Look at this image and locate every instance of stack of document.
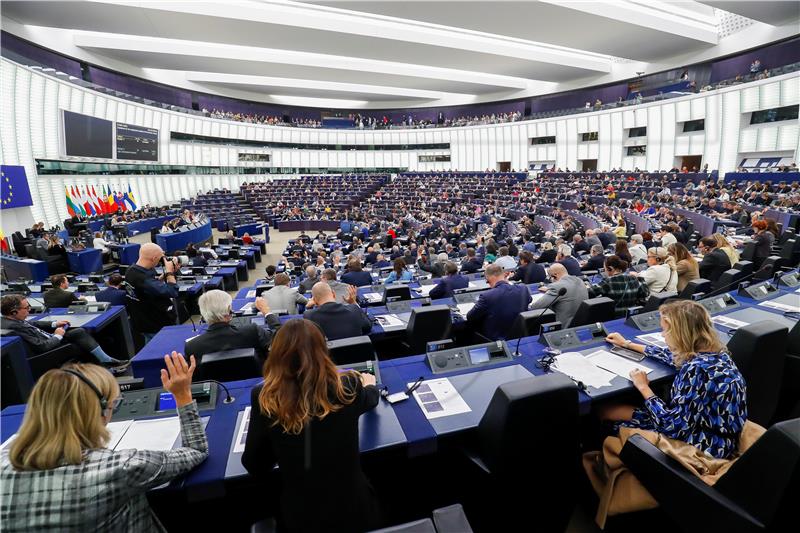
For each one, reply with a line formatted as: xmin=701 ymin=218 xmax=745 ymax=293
xmin=455 ymin=302 xmax=475 ymax=316
xmin=363 ymin=292 xmax=383 ymax=303
xmin=529 ymin=293 xmax=545 ymax=306
xmin=551 ymin=352 xmax=614 ymax=389
xmin=375 ymin=314 xmax=406 ymax=329
xmin=584 ymin=350 xmax=653 ymax=378
xmin=636 ymin=332 xmax=669 ymax=349
xmin=760 ymin=300 xmax=800 ymax=313
xmin=712 ymin=315 xmax=749 ymax=329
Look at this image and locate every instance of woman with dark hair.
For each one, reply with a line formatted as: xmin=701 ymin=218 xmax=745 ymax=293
xmin=588 ymin=255 xmax=650 ymax=313
xmin=384 ymin=257 xmax=412 ymax=284
xmin=641 ymin=231 xmax=655 ymax=249
xmin=764 ymin=218 xmax=780 ymax=239
xmin=613 ymin=239 xmax=632 ymax=264
xmin=242 ymin=319 xmax=381 ymax=532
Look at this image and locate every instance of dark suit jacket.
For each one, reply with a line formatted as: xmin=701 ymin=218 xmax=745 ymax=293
xmin=558 ymin=257 xmax=583 ymax=276
xmin=340 ymin=270 xmax=373 ymax=287
xmin=0 ymin=317 xmax=63 ymax=354
xmin=304 ymin=302 xmax=372 ymax=340
xmin=241 ymin=376 xmax=381 ymax=532
xmin=94 ymin=287 xmax=127 ymax=307
xmin=535 ymin=249 xmax=557 ymax=264
xmin=43 ymin=288 xmax=80 ymax=309
xmin=418 ymin=259 xmax=445 ymax=278
xmin=429 ymin=274 xmax=469 ymax=299
xmin=184 ymin=315 xmax=280 ymax=365
xmin=459 ymin=258 xmax=482 ymax=274
xmin=582 ymin=254 xmax=606 ymax=272
xmin=466 ymin=281 xmax=532 ymax=340
xmin=699 ymin=249 xmax=732 ymax=286
xmin=511 ymin=262 xmax=547 ymax=284
xmin=574 ymin=240 xmax=591 ymax=255
xmin=372 ymin=260 xmax=391 ymax=269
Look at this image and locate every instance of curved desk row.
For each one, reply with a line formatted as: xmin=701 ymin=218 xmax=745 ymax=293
xmin=156 ymin=222 xmax=213 ymax=253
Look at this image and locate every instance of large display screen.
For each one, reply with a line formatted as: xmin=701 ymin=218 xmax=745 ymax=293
xmin=116 ymin=122 xmax=159 ymax=161
xmin=63 ymin=110 xmax=113 ymax=158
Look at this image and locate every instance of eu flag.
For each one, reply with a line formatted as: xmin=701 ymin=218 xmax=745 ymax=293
xmin=0 ymin=166 xmax=34 ymax=210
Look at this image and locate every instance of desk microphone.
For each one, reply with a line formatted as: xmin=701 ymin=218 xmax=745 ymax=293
xmin=200 ymin=380 xmax=236 ymax=404
xmin=515 ymin=287 xmax=567 ymax=356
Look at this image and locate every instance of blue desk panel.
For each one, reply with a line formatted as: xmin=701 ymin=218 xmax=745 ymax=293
xmin=1 ymin=255 xmax=49 ymax=281
xmin=109 ymin=243 xmax=140 ymax=265
xmin=67 ymin=248 xmax=103 ymax=274
xmin=156 ymin=222 xmax=213 ymax=254
xmin=132 ymin=325 xmax=206 ymax=387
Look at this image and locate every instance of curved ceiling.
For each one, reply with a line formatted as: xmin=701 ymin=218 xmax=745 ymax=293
xmin=2 ymin=0 xmax=798 ymax=109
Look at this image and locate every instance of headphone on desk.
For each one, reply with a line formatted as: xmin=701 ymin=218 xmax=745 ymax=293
xmin=61 ymin=369 xmax=109 ymax=411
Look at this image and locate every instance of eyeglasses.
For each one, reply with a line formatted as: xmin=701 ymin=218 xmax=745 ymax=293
xmin=109 ymin=395 xmax=124 ymax=412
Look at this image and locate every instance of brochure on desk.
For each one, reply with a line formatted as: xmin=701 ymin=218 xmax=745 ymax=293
xmin=224 ymin=399 xmax=406 ymax=478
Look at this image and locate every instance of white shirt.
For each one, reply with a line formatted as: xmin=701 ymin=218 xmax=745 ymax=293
xmin=494 ymin=255 xmax=518 ymax=270
xmin=640 ymin=264 xmax=678 ymax=293
xmin=160 ymin=225 xmax=172 ymax=234
xmin=660 ymin=233 xmax=678 ymax=247
xmin=630 ymin=243 xmax=648 ymax=264
xmin=92 ymin=237 xmax=110 ymax=253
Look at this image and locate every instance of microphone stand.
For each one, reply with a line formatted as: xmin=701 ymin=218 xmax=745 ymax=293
xmin=514 ymin=287 xmax=567 ymax=356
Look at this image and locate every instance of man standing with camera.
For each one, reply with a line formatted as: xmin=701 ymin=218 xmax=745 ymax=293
xmin=125 ymin=243 xmax=180 ymax=343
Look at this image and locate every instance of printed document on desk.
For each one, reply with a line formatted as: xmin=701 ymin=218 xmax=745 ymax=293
xmin=760 ymin=300 xmax=800 ymax=313
xmin=712 ymin=315 xmax=750 ymax=329
xmin=232 ymin=406 xmax=251 ymax=454
xmin=363 ymin=292 xmax=383 ymax=303
xmin=551 ymin=352 xmax=614 ymax=389
xmin=585 ymin=350 xmax=653 ymax=379
xmin=411 ymin=378 xmax=471 ymax=420
xmin=636 ymin=332 xmax=669 ymax=350
xmin=456 ymin=302 xmax=475 ymax=316
xmin=375 ymin=314 xmax=406 ymax=329
xmin=116 ymin=417 xmax=181 ymax=451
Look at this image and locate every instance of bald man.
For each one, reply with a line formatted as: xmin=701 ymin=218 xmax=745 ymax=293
xmin=303 ymin=281 xmax=371 ymax=340
xmin=530 ymin=263 xmax=588 ymax=327
xmin=125 ymin=242 xmax=180 ymax=341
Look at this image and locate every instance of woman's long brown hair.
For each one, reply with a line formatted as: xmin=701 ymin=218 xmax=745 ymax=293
xmin=258 ymin=319 xmax=357 ymax=434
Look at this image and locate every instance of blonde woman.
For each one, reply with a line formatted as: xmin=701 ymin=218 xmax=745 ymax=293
xmin=633 ymin=246 xmax=677 ymax=293
xmin=667 ymin=242 xmax=699 ymax=291
xmin=1 ymin=353 xmax=207 ymax=531
xmin=601 ymin=300 xmax=747 ymax=459
xmin=712 ymin=233 xmax=740 ymax=266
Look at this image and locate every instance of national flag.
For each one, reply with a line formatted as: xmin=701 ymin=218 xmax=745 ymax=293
xmin=115 ymin=191 xmax=128 ymax=212
xmin=65 ymin=187 xmax=78 ymax=216
xmin=106 ymin=185 xmax=118 ymax=213
xmin=124 ymin=184 xmax=138 ymax=211
xmin=71 ymin=185 xmax=86 ymax=216
xmin=0 ymin=228 xmax=9 ymax=253
xmin=91 ymin=185 xmax=105 ymax=214
xmin=80 ymin=186 xmax=95 ymax=216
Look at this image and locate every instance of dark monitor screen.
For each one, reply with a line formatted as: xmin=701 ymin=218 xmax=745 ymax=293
xmin=468 ymin=346 xmax=490 ymax=364
xmin=63 ymin=110 xmax=113 ymax=158
xmin=116 ymin=122 xmax=159 ymax=161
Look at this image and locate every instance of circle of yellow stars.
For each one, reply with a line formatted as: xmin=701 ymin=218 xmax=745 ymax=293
xmin=1 ymin=171 xmax=13 ymax=206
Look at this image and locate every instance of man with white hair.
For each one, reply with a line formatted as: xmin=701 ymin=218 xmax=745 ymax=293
xmin=184 ymin=290 xmax=279 ymax=369
xmin=556 ymin=244 xmax=582 ymax=276
xmin=299 ymin=265 xmax=320 ymax=293
xmin=585 ymin=229 xmax=602 ymax=249
xmin=629 ymin=234 xmax=648 ymax=264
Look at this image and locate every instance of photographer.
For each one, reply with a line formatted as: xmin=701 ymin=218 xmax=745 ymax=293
xmin=124 ymin=243 xmax=180 ymax=343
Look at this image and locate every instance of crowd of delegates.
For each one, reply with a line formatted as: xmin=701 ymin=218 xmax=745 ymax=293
xmin=0 ymin=166 xmax=795 ymax=531
xmin=202 ymin=108 xmax=321 ymax=128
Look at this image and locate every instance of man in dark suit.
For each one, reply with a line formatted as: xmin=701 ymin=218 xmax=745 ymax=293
xmin=572 ymin=235 xmax=591 ymax=255
xmin=698 ymin=236 xmax=732 ymax=287
xmin=459 ymin=248 xmax=483 ymax=274
xmin=581 ymin=245 xmax=607 ymax=272
xmin=304 ymin=282 xmax=372 ymax=340
xmin=466 ymin=264 xmax=532 ymax=340
xmin=43 ymin=274 xmax=83 ymax=309
xmin=510 ymin=251 xmax=547 ymax=284
xmin=372 ymin=254 xmax=391 ymax=269
xmin=340 ymin=259 xmax=373 ymax=287
xmin=0 ymin=294 xmax=127 ymax=371
xmin=94 ymin=273 xmax=127 ymax=307
xmin=429 ymin=262 xmax=469 ymax=299
xmin=556 ymin=245 xmax=583 ymax=276
xmin=184 ymin=291 xmax=279 ymax=368
xmin=364 ymin=247 xmax=379 ymax=265
xmin=597 ymin=226 xmax=617 ymax=248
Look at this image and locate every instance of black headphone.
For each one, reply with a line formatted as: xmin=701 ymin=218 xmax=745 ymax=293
xmin=61 ymin=369 xmax=108 ymax=411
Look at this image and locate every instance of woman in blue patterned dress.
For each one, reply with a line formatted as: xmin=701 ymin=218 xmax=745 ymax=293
xmin=600 ymin=299 xmax=747 ymax=459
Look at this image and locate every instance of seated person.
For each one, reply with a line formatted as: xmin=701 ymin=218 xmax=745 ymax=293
xmin=511 ymin=251 xmax=547 ymax=283
xmin=418 ymin=252 xmax=447 ymax=278
xmin=556 ymin=245 xmax=582 ymax=276
xmin=384 ymin=258 xmax=413 ymax=284
xmin=429 ymin=261 xmax=469 ymax=299
xmin=633 ymin=246 xmax=678 ymax=293
xmin=0 ymin=294 xmax=127 ymax=371
xmin=535 ymin=242 xmax=557 ymax=264
xmin=581 ymin=245 xmax=607 ymax=272
xmin=263 ymin=273 xmax=308 ymax=315
xmin=263 ymin=265 xmax=277 ymax=283
xmin=466 ymin=264 xmax=532 ymax=340
xmin=0 ymin=355 xmax=208 ymax=530
xmin=531 ymin=263 xmax=588 ymax=327
xmin=340 ymin=259 xmax=373 ymax=287
xmin=599 ymin=300 xmax=746 ymax=459
xmin=372 ymin=253 xmax=391 ymax=269
xmin=92 ymin=232 xmax=111 ymax=263
xmin=241 ymin=232 xmax=254 ymax=245
xmin=242 ymin=319 xmax=380 ymax=532
xmin=185 ymin=291 xmax=279 ymax=367
xmin=697 ymin=236 xmax=732 ymax=287
xmin=186 ymin=244 xmax=208 ymax=267
xmin=303 ymin=282 xmax=371 ymax=340
xmin=493 ymin=246 xmax=517 ymax=270
xmin=43 ymin=274 xmax=83 ymax=309
xmin=588 ymin=255 xmax=650 ymax=314
xmin=299 ymin=265 xmax=320 ymax=293
xmin=319 ymin=268 xmax=349 ymax=303
xmin=94 ymin=274 xmax=127 ymax=307
xmin=459 ymin=248 xmax=483 ymax=274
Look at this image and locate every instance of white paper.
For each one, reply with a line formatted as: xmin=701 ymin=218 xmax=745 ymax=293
xmin=636 ymin=332 xmax=669 ymax=349
xmin=115 ymin=417 xmax=181 ymax=451
xmin=246 ymin=290 xmax=256 ymax=298
xmin=232 ymin=406 xmax=251 ymax=454
xmin=551 ymin=352 xmax=615 ymax=389
xmin=237 ymin=302 xmax=255 ymax=312
xmin=456 ymin=302 xmax=475 ymax=316
xmin=712 ymin=315 xmax=750 ymax=329
xmin=585 ymin=350 xmax=653 ymax=379
xmin=375 ymin=314 xmax=405 ymax=328
xmin=83 ymin=295 xmax=97 ymax=302
xmin=411 ymin=378 xmax=472 ymax=419
xmin=363 ymin=292 xmax=383 ymax=303
xmin=529 ymin=293 xmax=545 ymax=306
xmin=106 ymin=420 xmax=134 ymax=450
xmin=759 ymin=300 xmax=800 ymax=313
